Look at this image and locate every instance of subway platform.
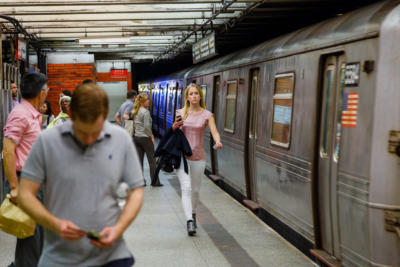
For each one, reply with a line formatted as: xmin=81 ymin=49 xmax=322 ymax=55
xmin=0 ymin=164 xmax=315 ymax=267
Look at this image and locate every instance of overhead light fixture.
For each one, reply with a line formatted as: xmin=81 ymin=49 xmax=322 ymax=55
xmin=78 ymin=37 xmax=131 ymax=45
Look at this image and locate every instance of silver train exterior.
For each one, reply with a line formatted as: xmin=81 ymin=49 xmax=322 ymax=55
xmin=143 ymin=1 xmax=400 ymax=266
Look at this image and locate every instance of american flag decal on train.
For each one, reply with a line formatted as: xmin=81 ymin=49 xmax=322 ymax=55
xmin=341 ymin=92 xmax=359 ymax=127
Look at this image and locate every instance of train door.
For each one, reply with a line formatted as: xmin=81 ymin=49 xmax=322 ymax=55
xmin=159 ymin=83 xmax=167 ymax=136
xmin=174 ymin=82 xmax=182 ymax=114
xmin=166 ymin=82 xmax=176 ymax=130
xmin=152 ymin=84 xmax=159 ymax=132
xmin=317 ymin=54 xmax=346 ymax=259
xmin=245 ymin=69 xmax=259 ymax=200
xmin=211 ymin=75 xmax=221 ymax=174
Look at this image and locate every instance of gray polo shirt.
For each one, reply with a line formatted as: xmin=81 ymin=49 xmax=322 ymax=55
xmin=21 ymin=120 xmax=144 ymax=267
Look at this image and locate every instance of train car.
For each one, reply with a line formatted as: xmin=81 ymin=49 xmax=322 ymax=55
xmin=148 ymin=1 xmax=400 ymax=266
xmin=157 ymin=81 xmax=168 ymax=136
xmin=151 ymin=82 xmax=160 ymax=133
xmin=149 ymin=69 xmax=192 ymax=136
xmin=165 ymin=80 xmax=176 ymax=130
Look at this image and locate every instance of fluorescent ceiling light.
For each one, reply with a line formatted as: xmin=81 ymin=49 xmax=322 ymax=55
xmin=78 ymin=37 xmax=131 ymax=45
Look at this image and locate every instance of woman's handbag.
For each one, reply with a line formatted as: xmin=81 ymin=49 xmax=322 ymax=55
xmin=0 ymin=194 xmax=36 ymax=238
xmin=124 ymin=119 xmax=135 ymax=136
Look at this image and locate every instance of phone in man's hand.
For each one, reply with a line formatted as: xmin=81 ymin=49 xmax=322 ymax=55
xmin=176 ymin=115 xmax=182 ymax=122
xmin=80 ymin=229 xmax=103 ymax=241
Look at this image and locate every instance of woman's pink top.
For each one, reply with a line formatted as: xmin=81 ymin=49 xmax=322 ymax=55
xmin=177 ymin=108 xmax=212 ymax=161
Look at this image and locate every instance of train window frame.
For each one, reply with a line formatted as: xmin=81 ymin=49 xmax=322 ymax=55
xmin=167 ymin=83 xmax=175 ymax=115
xmin=224 ymin=80 xmax=238 ymax=134
xmin=201 ymin=84 xmax=207 ymax=108
xmin=270 ymin=72 xmax=295 ymax=149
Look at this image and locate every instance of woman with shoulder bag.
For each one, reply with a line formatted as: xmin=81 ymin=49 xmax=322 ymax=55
xmin=130 ymin=93 xmax=162 ymax=187
xmin=172 ymin=83 xmax=222 ymax=236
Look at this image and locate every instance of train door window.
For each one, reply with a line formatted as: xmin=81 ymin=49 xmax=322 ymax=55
xmin=321 ymin=66 xmax=335 ymax=157
xmin=213 ymin=76 xmax=220 ymax=119
xmin=168 ymin=85 xmax=174 ymax=115
xmin=270 ymin=73 xmax=295 ymax=148
xmin=249 ymin=69 xmax=259 ymax=138
xmin=176 ymin=82 xmax=182 ymax=110
xmin=224 ymin=80 xmax=237 ymax=133
xmin=201 ymin=85 xmax=207 ymax=108
xmin=334 ymin=64 xmax=346 ymax=161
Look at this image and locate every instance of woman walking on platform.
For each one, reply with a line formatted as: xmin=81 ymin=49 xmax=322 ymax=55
xmin=172 ymin=83 xmax=222 ymax=236
xmin=131 ymin=93 xmax=162 ymax=186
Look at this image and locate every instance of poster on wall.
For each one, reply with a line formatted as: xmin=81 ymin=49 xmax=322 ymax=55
xmin=15 ymin=40 xmax=27 ymax=61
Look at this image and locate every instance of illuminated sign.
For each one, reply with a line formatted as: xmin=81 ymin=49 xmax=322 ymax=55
xmin=192 ymin=33 xmax=217 ymax=64
xmin=110 ymin=69 xmax=128 ymax=78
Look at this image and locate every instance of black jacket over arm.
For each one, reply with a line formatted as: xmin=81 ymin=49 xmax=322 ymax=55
xmin=153 ymin=128 xmax=192 ymax=182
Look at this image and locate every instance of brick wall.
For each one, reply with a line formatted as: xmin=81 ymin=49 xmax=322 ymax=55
xmin=47 ymin=63 xmax=95 ymax=115
xmin=96 ymin=72 xmax=132 ymax=90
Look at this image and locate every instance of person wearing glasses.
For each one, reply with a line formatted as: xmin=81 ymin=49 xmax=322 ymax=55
xmin=2 ymin=72 xmax=49 ymax=267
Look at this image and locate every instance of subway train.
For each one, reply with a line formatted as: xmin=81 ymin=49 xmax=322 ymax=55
xmin=139 ymin=1 xmax=400 ymax=266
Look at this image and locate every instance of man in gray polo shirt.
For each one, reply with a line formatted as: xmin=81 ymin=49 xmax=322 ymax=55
xmin=18 ymin=83 xmax=144 ymax=267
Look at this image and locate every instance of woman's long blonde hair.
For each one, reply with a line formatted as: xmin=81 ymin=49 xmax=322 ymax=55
xmin=182 ymin=83 xmax=205 ymax=119
xmin=132 ymin=93 xmax=148 ymax=117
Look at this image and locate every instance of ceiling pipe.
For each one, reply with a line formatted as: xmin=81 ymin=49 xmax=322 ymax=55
xmin=0 ymin=14 xmax=40 ymax=49
xmin=152 ymin=0 xmax=267 ymax=63
xmin=153 ymin=0 xmax=239 ymax=63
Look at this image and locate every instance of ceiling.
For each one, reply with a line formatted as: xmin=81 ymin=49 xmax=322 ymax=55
xmin=0 ymin=0 xmax=382 ymax=64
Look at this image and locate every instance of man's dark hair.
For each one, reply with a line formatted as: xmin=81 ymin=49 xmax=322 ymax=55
xmin=62 ymin=90 xmax=72 ymax=97
xmin=127 ymin=90 xmax=137 ymax=99
xmin=20 ymin=72 xmax=47 ymax=99
xmin=82 ymin=79 xmax=94 ymax=85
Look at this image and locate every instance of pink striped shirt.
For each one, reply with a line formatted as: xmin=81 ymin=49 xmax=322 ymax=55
xmin=3 ymin=99 xmax=42 ymax=171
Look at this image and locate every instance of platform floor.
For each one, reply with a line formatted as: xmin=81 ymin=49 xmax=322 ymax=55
xmin=1 ymin=163 xmax=315 ymax=267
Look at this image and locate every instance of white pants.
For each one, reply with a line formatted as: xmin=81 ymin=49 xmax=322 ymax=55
xmin=176 ymin=159 xmax=206 ymax=221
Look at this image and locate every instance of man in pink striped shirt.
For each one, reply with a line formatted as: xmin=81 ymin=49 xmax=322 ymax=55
xmin=2 ymin=72 xmax=48 ymax=267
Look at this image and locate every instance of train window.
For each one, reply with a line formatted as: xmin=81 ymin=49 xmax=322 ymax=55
xmin=334 ymin=64 xmax=346 ymax=161
xmin=271 ymin=73 xmax=295 ymax=148
xmin=201 ymin=85 xmax=207 ymax=108
xmin=321 ymin=67 xmax=334 ymax=156
xmin=224 ymin=81 xmax=237 ymax=133
xmin=168 ymin=85 xmax=174 ymax=115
